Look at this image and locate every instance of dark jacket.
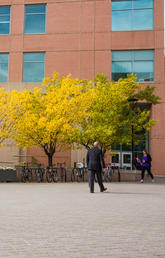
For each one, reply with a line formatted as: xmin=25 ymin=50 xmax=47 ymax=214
xmin=147 ymin=153 xmax=152 ymax=168
xmin=86 ymin=147 xmax=105 ymax=171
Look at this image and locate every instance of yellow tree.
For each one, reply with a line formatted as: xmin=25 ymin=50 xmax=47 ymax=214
xmin=0 ymin=89 xmax=13 ymax=146
xmin=4 ymin=72 xmax=93 ymax=166
xmin=71 ymin=74 xmax=160 ymax=154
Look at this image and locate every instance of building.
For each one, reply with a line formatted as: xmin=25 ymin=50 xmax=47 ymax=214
xmin=0 ymin=0 xmax=164 ymax=176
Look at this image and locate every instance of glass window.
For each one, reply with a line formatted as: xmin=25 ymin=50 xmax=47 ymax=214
xmin=133 ymin=61 xmax=154 ymax=81
xmin=112 ymin=61 xmax=132 ymax=81
xmin=112 ymin=0 xmax=132 ymax=10
xmin=133 ymin=0 xmax=153 ymax=9
xmin=111 ymin=10 xmax=132 ymax=31
xmin=24 ymin=4 xmax=46 ymax=34
xmin=123 ymin=154 xmax=131 ymax=164
xmin=133 ymin=9 xmax=153 ymax=30
xmin=111 ymin=50 xmax=154 ymax=82
xmin=0 ymin=6 xmax=10 ymax=35
xmin=112 ymin=154 xmax=119 ymax=163
xmin=134 ymin=50 xmax=154 ymax=60
xmin=23 ymin=53 xmax=45 ymax=82
xmin=111 ymin=0 xmax=153 ymax=31
xmin=0 ymin=53 xmax=9 ymax=82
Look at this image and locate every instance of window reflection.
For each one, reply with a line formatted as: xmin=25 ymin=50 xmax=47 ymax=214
xmin=0 ymin=54 xmax=9 ymax=82
xmin=112 ymin=0 xmax=132 ymax=10
xmin=111 ymin=50 xmax=154 ymax=82
xmin=111 ymin=0 xmax=153 ymax=31
xmin=133 ymin=0 xmax=153 ymax=9
xmin=112 ymin=10 xmax=132 ymax=31
xmin=24 ymin=4 xmax=46 ymax=34
xmin=133 ymin=9 xmax=153 ymax=30
xmin=23 ymin=53 xmax=45 ymax=82
xmin=0 ymin=6 xmax=10 ymax=35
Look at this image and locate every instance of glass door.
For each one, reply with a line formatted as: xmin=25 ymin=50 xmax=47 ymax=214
xmin=122 ymin=152 xmax=132 ymax=169
xmin=111 ymin=152 xmax=120 ymax=168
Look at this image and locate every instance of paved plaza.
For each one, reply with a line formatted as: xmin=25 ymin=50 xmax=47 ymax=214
xmin=0 ymin=182 xmax=165 ymax=258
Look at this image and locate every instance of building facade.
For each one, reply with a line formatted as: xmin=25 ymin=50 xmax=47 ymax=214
xmin=0 ymin=0 xmax=164 ymax=176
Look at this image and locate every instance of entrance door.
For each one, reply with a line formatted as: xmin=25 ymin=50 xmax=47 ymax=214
xmin=111 ymin=152 xmax=120 ymax=167
xmin=122 ymin=152 xmax=132 ymax=169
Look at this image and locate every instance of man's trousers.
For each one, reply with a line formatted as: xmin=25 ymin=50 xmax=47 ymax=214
xmin=88 ymin=169 xmax=104 ymax=192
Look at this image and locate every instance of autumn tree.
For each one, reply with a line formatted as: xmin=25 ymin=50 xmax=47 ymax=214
xmin=4 ymin=72 xmax=93 ymax=166
xmin=71 ymin=74 xmax=160 ymax=154
xmin=0 ymin=89 xmax=13 ymax=146
xmin=1 ymin=72 xmax=160 ymax=165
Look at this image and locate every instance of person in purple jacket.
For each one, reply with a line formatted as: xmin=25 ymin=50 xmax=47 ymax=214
xmin=141 ymin=150 xmax=154 ymax=183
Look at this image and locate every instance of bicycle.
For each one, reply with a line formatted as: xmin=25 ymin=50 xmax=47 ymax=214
xmin=57 ymin=166 xmax=67 ymax=182
xmin=103 ymin=164 xmax=113 ymax=182
xmin=71 ymin=162 xmax=86 ymax=182
xmin=46 ymin=166 xmax=58 ymax=183
xmin=34 ymin=165 xmax=44 ymax=183
xmin=21 ymin=166 xmax=33 ymax=183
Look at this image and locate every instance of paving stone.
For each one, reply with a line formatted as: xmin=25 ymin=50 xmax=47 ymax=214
xmin=0 ymin=182 xmax=165 ymax=257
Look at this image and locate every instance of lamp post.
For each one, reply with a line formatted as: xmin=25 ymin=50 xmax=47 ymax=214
xmin=127 ymin=98 xmax=138 ymax=170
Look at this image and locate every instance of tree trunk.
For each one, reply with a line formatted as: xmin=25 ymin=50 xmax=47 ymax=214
xmin=43 ymin=143 xmax=56 ymax=167
xmin=48 ymin=154 xmax=53 ymax=167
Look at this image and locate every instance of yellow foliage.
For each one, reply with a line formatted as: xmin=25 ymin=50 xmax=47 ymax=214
xmin=0 ymin=72 xmax=159 ymax=164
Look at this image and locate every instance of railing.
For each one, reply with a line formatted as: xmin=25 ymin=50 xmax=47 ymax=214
xmin=19 ymin=165 xmax=67 ymax=183
xmin=0 ymin=163 xmax=122 ymax=183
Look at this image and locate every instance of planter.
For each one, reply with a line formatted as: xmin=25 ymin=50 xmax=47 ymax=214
xmin=0 ymin=169 xmax=18 ymax=182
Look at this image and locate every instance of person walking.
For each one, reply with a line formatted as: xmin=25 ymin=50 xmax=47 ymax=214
xmin=86 ymin=141 xmax=107 ymax=193
xmin=141 ymin=150 xmax=154 ymax=183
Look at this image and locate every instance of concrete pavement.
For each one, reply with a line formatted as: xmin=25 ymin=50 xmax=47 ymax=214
xmin=0 ymin=182 xmax=165 ymax=258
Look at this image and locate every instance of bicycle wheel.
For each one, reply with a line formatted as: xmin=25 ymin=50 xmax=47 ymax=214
xmin=40 ymin=169 xmax=44 ymax=182
xmin=63 ymin=168 xmax=67 ymax=182
xmin=36 ymin=169 xmax=41 ymax=183
xmin=102 ymin=172 xmax=106 ymax=182
xmin=71 ymin=168 xmax=76 ymax=182
xmin=22 ymin=171 xmax=27 ymax=183
xmin=60 ymin=168 xmax=67 ymax=182
xmin=76 ymin=169 xmax=81 ymax=182
xmin=59 ymin=168 xmax=64 ymax=182
xmin=82 ymin=169 xmax=85 ymax=182
xmin=46 ymin=170 xmax=53 ymax=183
xmin=53 ymin=168 xmax=58 ymax=182
xmin=27 ymin=168 xmax=33 ymax=182
xmin=106 ymin=168 xmax=112 ymax=182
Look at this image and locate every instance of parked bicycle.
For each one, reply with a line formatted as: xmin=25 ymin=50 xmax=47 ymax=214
xmin=34 ymin=165 xmax=44 ymax=183
xmin=71 ymin=162 xmax=87 ymax=182
xmin=21 ymin=165 xmax=33 ymax=183
xmin=56 ymin=165 xmax=67 ymax=182
xmin=46 ymin=166 xmax=58 ymax=183
xmin=103 ymin=164 xmax=113 ymax=182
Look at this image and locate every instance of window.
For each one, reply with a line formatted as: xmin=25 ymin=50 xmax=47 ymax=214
xmin=111 ymin=0 xmax=153 ymax=31
xmin=24 ymin=4 xmax=46 ymax=34
xmin=0 ymin=53 xmax=9 ymax=82
xmin=23 ymin=53 xmax=45 ymax=82
xmin=0 ymin=6 xmax=10 ymax=35
xmin=111 ymin=50 xmax=154 ymax=82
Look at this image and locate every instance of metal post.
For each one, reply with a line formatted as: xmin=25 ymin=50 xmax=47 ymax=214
xmin=131 ymin=125 xmax=134 ymax=170
xmin=127 ymin=98 xmax=138 ymax=171
xmin=120 ymin=144 xmax=122 ymax=169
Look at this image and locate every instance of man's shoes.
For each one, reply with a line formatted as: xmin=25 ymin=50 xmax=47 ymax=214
xmin=100 ymin=188 xmax=107 ymax=192
xmin=140 ymin=179 xmax=144 ymax=183
xmin=90 ymin=190 xmax=94 ymax=193
xmin=152 ymin=179 xmax=155 ymax=183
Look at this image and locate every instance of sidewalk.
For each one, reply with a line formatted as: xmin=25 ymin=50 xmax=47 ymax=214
xmin=0 ymin=182 xmax=165 ymax=257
